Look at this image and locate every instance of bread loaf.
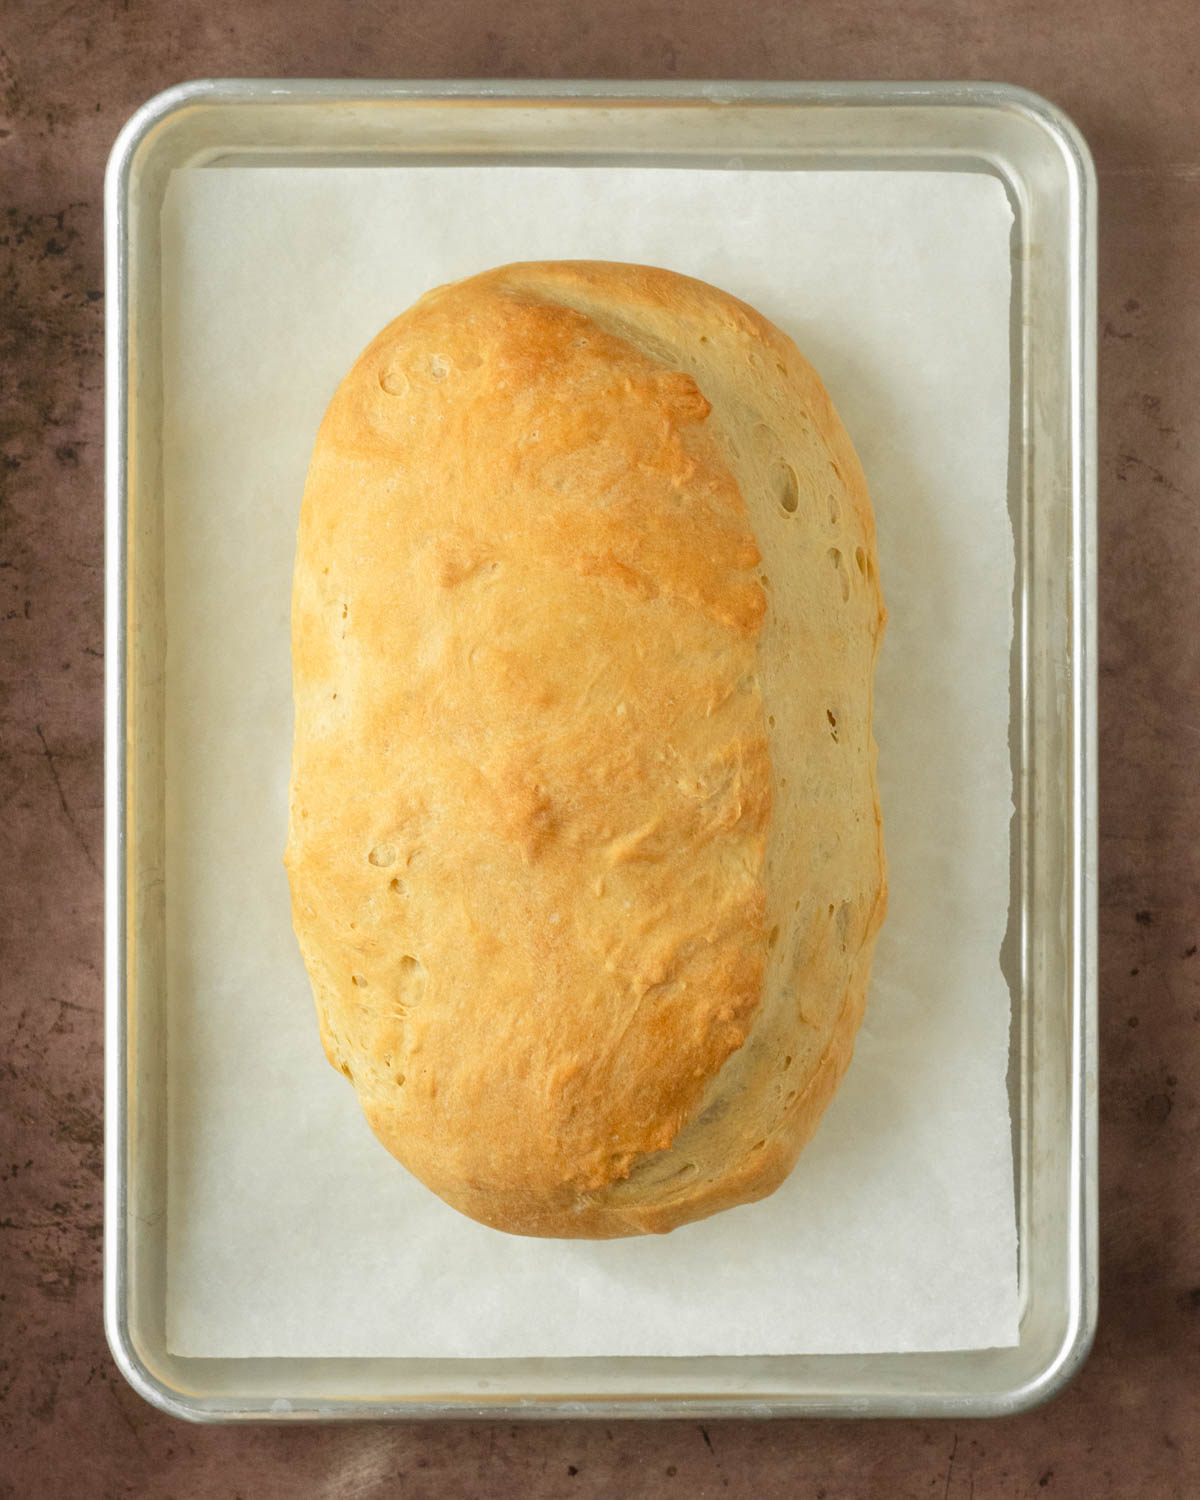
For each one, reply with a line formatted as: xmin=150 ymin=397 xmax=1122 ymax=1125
xmin=284 ymin=261 xmax=886 ymax=1237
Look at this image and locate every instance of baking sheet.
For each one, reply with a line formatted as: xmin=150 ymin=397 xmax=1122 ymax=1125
xmin=161 ymin=165 xmax=1018 ymax=1359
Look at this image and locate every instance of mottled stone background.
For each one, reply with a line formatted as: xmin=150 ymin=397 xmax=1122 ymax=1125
xmin=2 ymin=1 xmax=1197 ymax=1495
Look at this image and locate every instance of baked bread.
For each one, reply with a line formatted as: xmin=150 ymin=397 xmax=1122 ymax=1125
xmin=284 ymin=261 xmax=886 ymax=1237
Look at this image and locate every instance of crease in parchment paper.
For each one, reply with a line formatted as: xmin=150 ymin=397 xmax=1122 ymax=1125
xmin=161 ymin=166 xmax=1018 ymax=1359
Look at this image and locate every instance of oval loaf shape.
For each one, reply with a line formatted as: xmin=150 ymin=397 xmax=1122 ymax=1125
xmin=284 ymin=261 xmax=886 ymax=1237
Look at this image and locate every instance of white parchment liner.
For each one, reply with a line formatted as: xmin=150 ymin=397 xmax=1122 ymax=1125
xmin=161 ymin=167 xmax=1018 ymax=1358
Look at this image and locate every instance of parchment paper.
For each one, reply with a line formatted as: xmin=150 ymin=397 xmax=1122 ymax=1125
xmin=161 ymin=166 xmax=1018 ymax=1358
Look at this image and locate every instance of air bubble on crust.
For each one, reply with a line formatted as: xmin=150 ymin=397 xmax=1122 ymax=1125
xmin=828 ymin=547 xmax=851 ymax=602
xmin=397 ymin=954 xmax=427 ymax=1005
xmin=776 ymin=461 xmax=799 ymax=514
xmin=665 ymin=1161 xmax=698 ymax=1183
xmin=368 ymin=844 xmax=397 ymax=868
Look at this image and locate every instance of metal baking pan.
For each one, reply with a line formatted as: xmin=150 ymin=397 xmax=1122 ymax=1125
xmin=104 ymin=79 xmax=1097 ymax=1420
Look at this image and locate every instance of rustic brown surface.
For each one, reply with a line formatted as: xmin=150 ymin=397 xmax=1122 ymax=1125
xmin=2 ymin=1 xmax=1197 ymax=1495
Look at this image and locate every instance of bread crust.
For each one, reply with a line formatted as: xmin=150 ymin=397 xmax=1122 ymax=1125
xmin=284 ymin=262 xmax=886 ymax=1237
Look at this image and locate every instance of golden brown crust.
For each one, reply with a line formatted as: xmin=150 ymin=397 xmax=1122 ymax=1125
xmin=284 ymin=261 xmax=885 ymax=1237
